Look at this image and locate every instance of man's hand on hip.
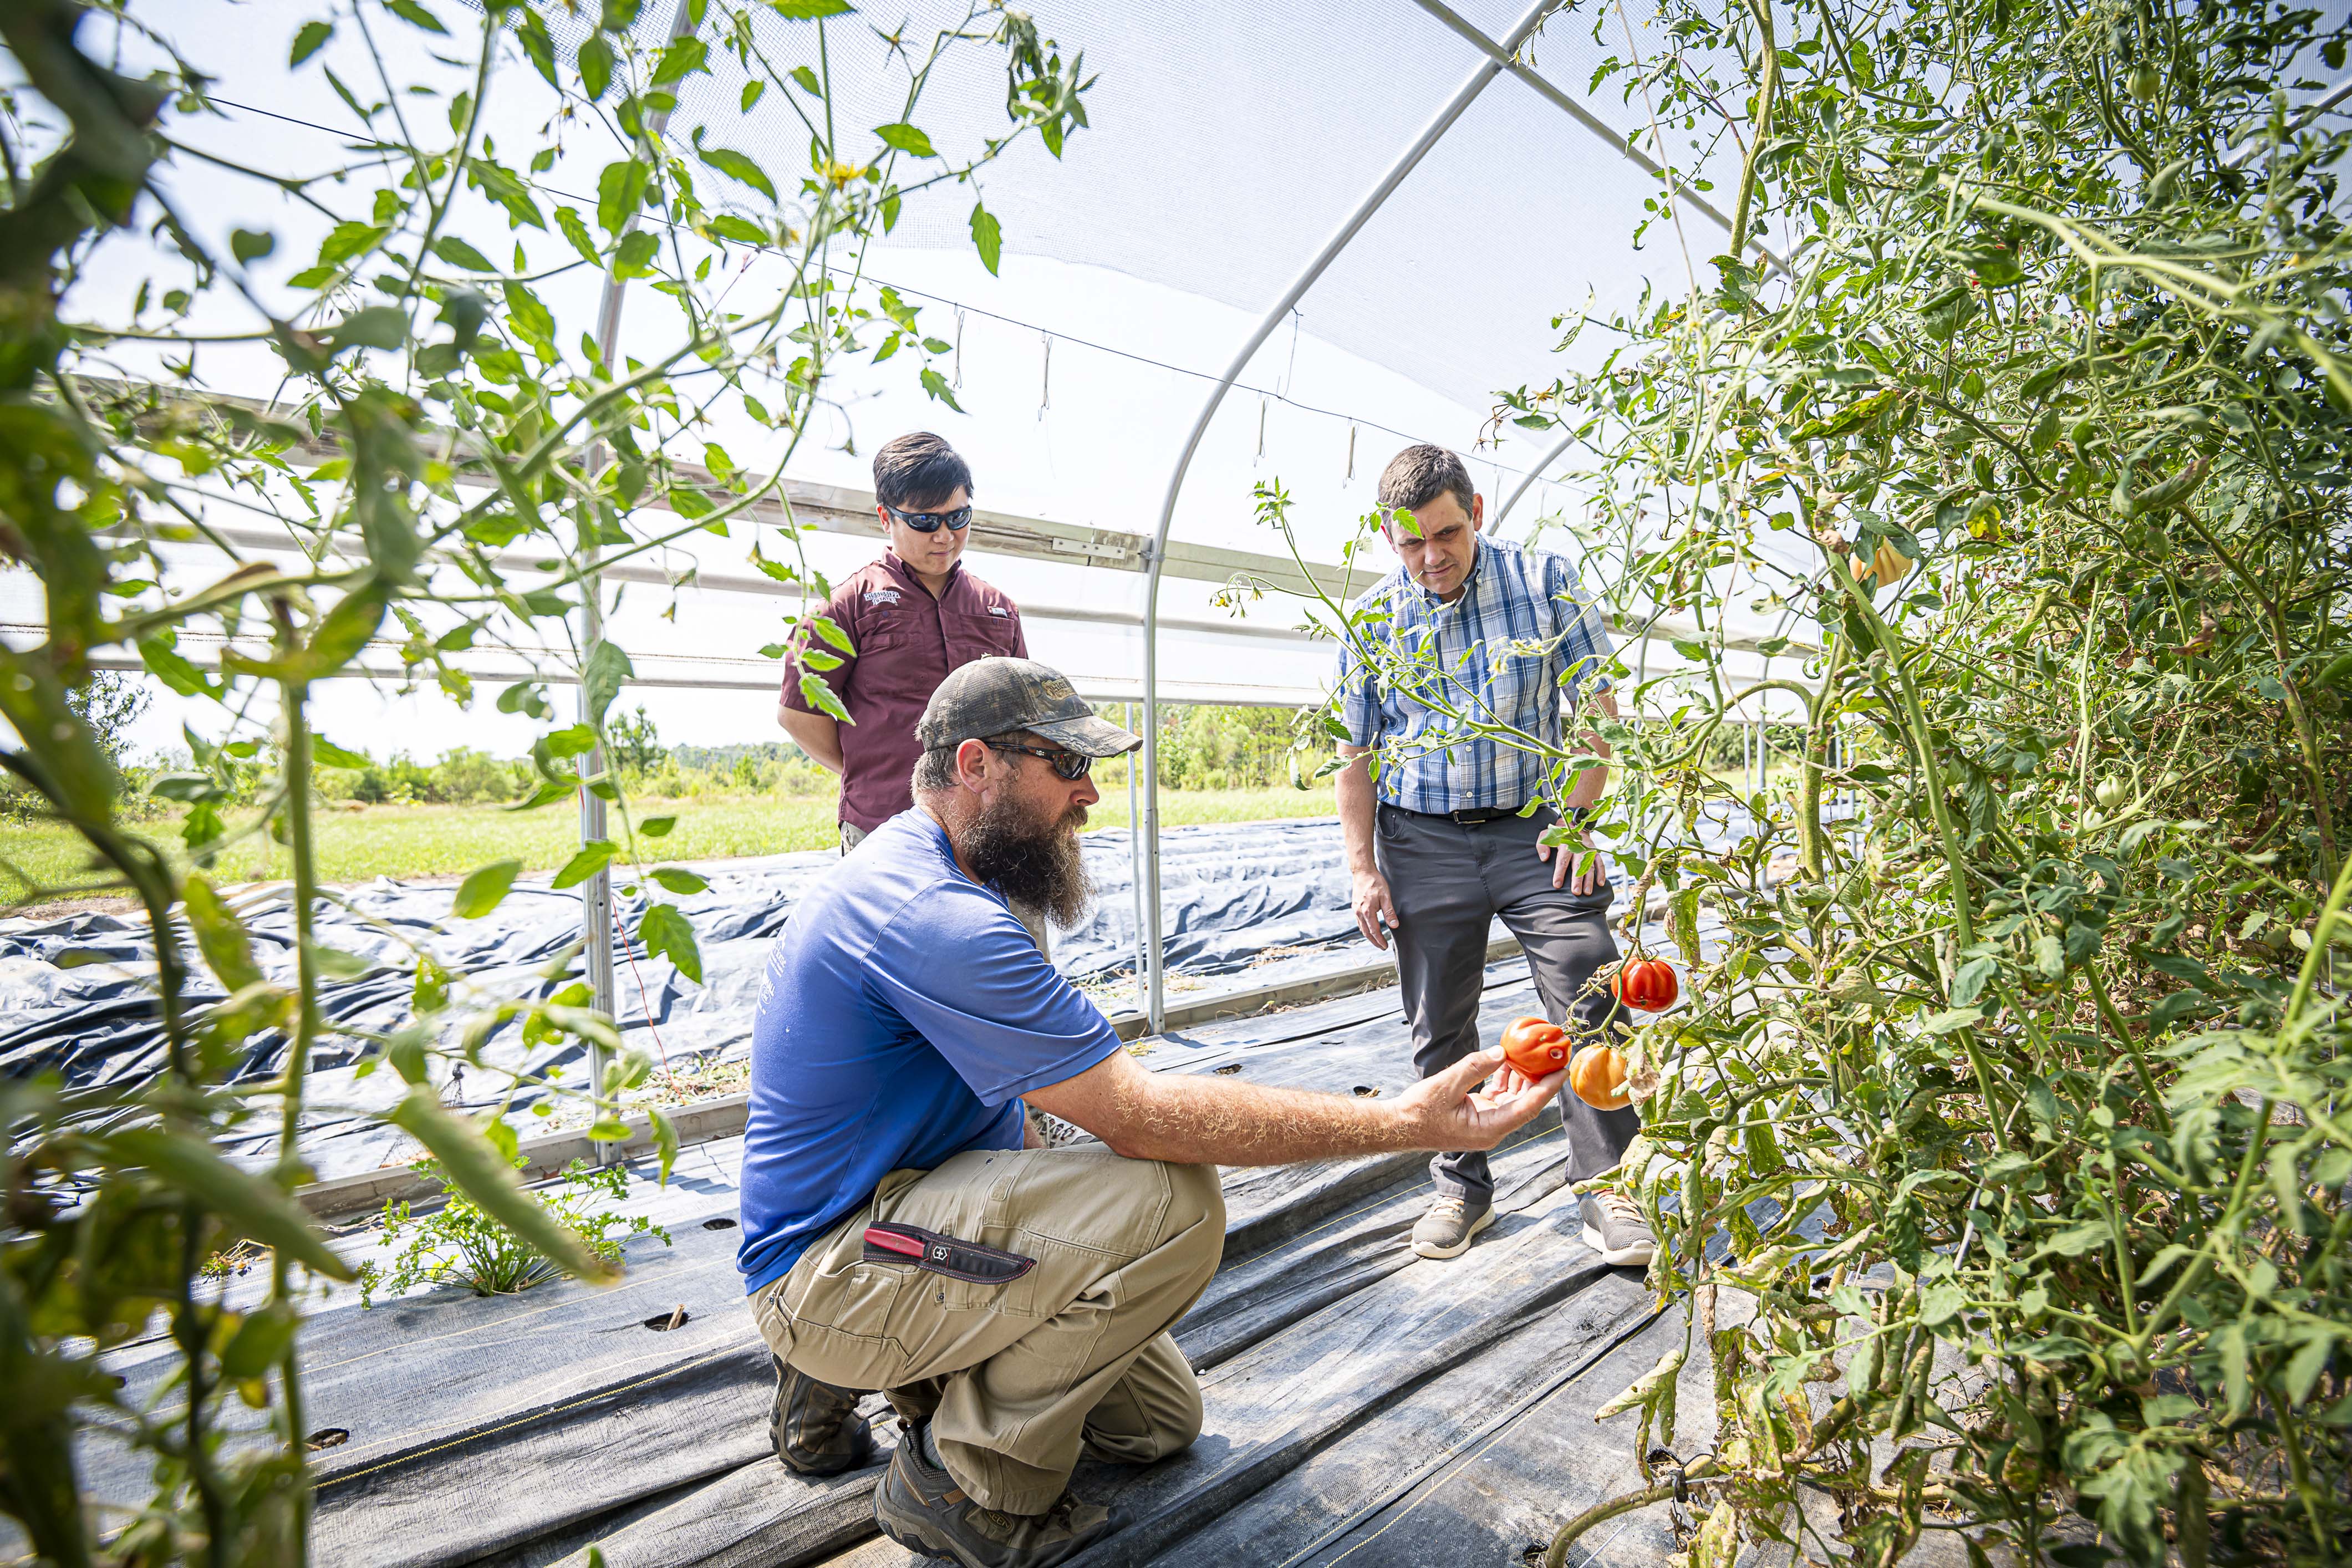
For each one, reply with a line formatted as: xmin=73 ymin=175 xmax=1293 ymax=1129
xmin=1397 ymin=1048 xmax=1562 ymax=1152
xmin=1537 ymin=828 xmax=1608 ymax=895
xmin=1351 ymin=869 xmax=1399 ymax=950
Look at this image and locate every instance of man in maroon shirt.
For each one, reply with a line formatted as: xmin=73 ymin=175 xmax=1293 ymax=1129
xmin=777 ymin=431 xmax=1027 ymax=850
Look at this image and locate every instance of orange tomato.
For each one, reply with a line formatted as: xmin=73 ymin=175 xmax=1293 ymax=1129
xmin=1570 ymin=1045 xmax=1632 ymax=1110
xmin=1612 ymin=957 xmax=1680 ymax=1012
xmin=1498 ymin=1015 xmax=1570 ymax=1079
xmin=1849 ymin=539 xmax=1912 ymax=588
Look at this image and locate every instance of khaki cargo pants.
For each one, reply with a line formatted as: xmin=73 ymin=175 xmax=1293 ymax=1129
xmin=752 ymin=1144 xmax=1224 ymax=1514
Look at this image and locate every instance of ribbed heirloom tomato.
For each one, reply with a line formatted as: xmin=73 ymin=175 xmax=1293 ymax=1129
xmin=1498 ymin=1016 xmax=1569 ymax=1078
xmin=1612 ymin=956 xmax=1679 ymax=1012
xmin=1571 ymin=1048 xmax=1627 ymax=1109
xmin=1569 ymin=1045 xmax=1631 ymax=1110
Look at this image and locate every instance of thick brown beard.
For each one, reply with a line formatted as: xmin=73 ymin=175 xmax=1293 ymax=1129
xmin=956 ymin=793 xmax=1093 ymax=929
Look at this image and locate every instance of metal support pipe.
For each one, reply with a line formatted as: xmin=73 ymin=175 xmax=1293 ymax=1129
xmin=1406 ymin=0 xmax=1788 ymax=277
xmin=1127 ymin=701 xmax=1145 ymax=1010
xmin=2223 ymin=73 xmax=2352 ymax=166
xmin=581 ymin=0 xmax=698 ymax=1154
xmin=1493 ymin=427 xmax=1575 ymax=535
xmin=1137 ymin=0 xmax=1565 ymax=1034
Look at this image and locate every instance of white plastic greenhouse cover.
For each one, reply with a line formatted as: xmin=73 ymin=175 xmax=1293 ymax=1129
xmin=17 ymin=0 xmax=1820 ymax=1034
xmin=654 ymin=0 xmax=1730 ymax=412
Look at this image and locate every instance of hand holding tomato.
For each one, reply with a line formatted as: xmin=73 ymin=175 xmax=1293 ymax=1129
xmin=1499 ymin=1015 xmax=1571 ymax=1080
xmin=1401 ymin=1047 xmax=1561 ymax=1152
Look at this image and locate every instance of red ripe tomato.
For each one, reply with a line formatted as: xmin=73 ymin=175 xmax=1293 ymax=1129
xmin=1612 ymin=957 xmax=1680 ymax=1012
xmin=1498 ymin=1015 xmax=1570 ymax=1078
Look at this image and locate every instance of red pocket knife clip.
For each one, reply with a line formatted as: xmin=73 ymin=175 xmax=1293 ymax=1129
xmin=863 ymin=1226 xmax=926 ymax=1259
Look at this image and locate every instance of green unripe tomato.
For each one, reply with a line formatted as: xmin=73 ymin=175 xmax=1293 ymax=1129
xmin=2095 ymin=777 xmax=2127 ymax=810
xmin=2127 ymin=61 xmax=2163 ymax=101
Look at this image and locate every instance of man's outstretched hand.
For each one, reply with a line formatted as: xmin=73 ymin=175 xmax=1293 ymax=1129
xmin=1397 ymin=1047 xmax=1562 ymax=1152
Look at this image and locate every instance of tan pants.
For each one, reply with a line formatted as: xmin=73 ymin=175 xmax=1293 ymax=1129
xmin=841 ymin=819 xmax=1054 ymax=958
xmin=752 ymin=1146 xmax=1224 ymax=1514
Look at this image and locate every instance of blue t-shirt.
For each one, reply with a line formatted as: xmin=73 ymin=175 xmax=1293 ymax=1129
xmin=736 ymin=809 xmax=1125 ymax=1295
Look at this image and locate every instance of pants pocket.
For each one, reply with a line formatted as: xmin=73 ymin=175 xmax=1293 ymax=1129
xmin=785 ymin=1246 xmax=906 ymax=1333
xmin=778 ymin=1251 xmax=910 ymax=1389
xmin=873 ymin=1152 xmax=1043 ymax=1319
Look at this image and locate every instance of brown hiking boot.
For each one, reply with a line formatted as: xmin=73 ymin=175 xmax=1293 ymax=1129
xmin=769 ymin=1355 xmax=874 ymax=1475
xmin=873 ymin=1420 xmax=1119 ymax=1568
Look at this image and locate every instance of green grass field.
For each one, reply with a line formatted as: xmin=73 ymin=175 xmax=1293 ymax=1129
xmin=0 ymin=786 xmax=1339 ymax=904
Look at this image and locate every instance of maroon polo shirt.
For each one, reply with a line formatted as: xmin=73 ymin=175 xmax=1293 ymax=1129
xmin=780 ymin=552 xmax=1027 ymax=833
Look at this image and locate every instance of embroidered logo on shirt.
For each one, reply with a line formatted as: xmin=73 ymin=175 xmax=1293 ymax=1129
xmin=864 ymin=588 xmax=901 ymax=607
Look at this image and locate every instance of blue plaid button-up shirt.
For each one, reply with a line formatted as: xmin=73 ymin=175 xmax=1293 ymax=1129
xmin=1335 ymin=535 xmax=1616 ymax=814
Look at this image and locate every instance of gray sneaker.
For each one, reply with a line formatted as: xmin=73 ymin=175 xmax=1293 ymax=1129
xmin=873 ymin=1421 xmax=1119 ymax=1568
xmin=1580 ymin=1192 xmax=1657 ymax=1266
xmin=1409 ymin=1193 xmax=1495 ymax=1259
xmin=770 ymin=1355 xmax=874 ymax=1475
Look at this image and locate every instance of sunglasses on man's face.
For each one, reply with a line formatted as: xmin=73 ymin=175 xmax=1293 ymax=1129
xmin=986 ymin=741 xmax=1093 ymax=781
xmin=883 ymin=502 xmax=975 ymax=534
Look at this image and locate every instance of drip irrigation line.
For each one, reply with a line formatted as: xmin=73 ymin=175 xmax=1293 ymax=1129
xmin=202 ymin=94 xmax=1576 ymax=491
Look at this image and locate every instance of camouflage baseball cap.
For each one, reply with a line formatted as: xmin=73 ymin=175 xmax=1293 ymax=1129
xmin=917 ymin=657 xmax=1142 ymax=757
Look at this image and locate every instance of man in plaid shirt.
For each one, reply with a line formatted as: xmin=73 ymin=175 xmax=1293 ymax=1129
xmin=1335 ymin=445 xmax=1654 ymax=1266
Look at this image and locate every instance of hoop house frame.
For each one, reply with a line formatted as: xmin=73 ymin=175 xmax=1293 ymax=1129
xmin=1135 ymin=0 xmax=1780 ymax=1031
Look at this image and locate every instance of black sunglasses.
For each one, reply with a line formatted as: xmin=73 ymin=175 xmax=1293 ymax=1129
xmin=986 ymin=741 xmax=1093 ymax=781
xmin=883 ymin=502 xmax=974 ymax=533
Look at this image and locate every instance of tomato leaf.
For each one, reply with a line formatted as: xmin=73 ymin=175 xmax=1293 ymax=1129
xmin=552 ymin=840 xmax=618 ymax=891
xmin=451 ymin=858 xmax=523 ymax=918
xmin=969 ymin=200 xmax=1002 ymax=274
xmin=875 ymin=122 xmax=938 ymax=158
xmin=638 ymin=902 xmax=702 ymax=983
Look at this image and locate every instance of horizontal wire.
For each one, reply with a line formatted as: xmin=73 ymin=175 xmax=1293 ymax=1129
xmin=198 ymin=94 xmax=1576 ymax=494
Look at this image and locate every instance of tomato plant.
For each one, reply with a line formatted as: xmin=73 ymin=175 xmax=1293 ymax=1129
xmin=357 ymin=1157 xmax=669 ymax=1306
xmin=1254 ymin=0 xmax=2352 ymax=1561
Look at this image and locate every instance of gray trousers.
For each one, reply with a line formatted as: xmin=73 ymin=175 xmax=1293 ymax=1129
xmin=842 ymin=819 xmax=1053 ymax=958
xmin=1375 ymin=802 xmax=1641 ymax=1204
